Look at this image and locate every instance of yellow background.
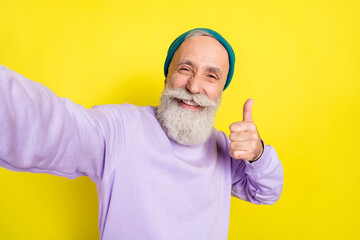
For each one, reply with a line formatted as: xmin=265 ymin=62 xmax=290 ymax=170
xmin=0 ymin=0 xmax=359 ymax=239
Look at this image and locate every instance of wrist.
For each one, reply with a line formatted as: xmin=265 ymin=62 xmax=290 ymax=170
xmin=249 ymin=140 xmax=264 ymax=163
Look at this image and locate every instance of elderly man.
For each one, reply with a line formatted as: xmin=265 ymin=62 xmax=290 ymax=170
xmin=0 ymin=28 xmax=283 ymax=240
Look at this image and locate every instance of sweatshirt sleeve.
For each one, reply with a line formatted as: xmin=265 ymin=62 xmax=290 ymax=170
xmin=230 ymin=140 xmax=284 ymax=205
xmin=0 ymin=65 xmax=105 ymax=182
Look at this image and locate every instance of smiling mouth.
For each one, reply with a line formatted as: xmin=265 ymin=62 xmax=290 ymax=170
xmin=178 ymin=99 xmax=202 ymax=110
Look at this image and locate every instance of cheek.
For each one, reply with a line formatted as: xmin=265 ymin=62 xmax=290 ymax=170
xmin=203 ymin=84 xmax=223 ymax=101
xmin=208 ymin=90 xmax=222 ymax=101
xmin=167 ymin=73 xmax=190 ymax=88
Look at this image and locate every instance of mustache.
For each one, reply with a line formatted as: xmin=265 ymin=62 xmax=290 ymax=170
xmin=162 ymin=87 xmax=220 ymax=108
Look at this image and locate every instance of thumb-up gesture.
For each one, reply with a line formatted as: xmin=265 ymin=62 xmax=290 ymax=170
xmin=229 ymin=98 xmax=264 ymax=162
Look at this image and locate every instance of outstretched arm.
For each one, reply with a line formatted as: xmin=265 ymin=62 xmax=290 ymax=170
xmin=0 ymin=66 xmax=105 ymax=182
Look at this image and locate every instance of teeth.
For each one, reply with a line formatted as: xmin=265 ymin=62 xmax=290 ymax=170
xmin=181 ymin=99 xmax=199 ymax=106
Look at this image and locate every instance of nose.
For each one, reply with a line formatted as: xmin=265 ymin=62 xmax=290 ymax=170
xmin=186 ymin=73 xmax=202 ymax=94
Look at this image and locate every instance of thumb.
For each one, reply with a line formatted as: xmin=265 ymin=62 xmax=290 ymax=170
xmin=243 ymin=98 xmax=254 ymax=122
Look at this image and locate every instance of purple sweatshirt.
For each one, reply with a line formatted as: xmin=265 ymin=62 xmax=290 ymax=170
xmin=0 ymin=66 xmax=283 ymax=240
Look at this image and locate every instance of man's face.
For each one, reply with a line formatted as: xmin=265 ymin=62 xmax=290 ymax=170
xmin=165 ymin=36 xmax=230 ymax=107
xmin=156 ymin=36 xmax=230 ymax=145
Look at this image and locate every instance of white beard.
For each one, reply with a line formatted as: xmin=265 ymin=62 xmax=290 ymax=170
xmin=156 ymin=87 xmax=221 ymax=145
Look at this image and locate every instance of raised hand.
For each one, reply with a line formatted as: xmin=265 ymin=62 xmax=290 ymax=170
xmin=229 ymin=98 xmax=264 ymax=161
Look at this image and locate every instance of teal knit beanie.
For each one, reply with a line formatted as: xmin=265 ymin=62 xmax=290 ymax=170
xmin=164 ymin=28 xmax=235 ymax=90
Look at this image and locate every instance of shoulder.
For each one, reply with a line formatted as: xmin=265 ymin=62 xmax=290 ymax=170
xmin=92 ymin=104 xmax=155 ymax=121
xmin=89 ymin=104 xmax=157 ymax=135
xmin=213 ymin=129 xmax=231 ymax=155
xmin=214 ymin=129 xmax=229 ymax=146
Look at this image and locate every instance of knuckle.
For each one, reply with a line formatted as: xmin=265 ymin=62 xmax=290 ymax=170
xmin=230 ymin=149 xmax=236 ymax=158
xmin=230 ymin=132 xmax=240 ymax=141
xmin=234 ymin=150 xmax=243 ymax=159
xmin=229 ymin=133 xmax=235 ymax=141
xmin=229 ymin=123 xmax=236 ymax=132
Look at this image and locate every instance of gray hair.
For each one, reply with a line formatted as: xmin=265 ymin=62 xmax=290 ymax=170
xmin=185 ymin=29 xmax=216 ymax=40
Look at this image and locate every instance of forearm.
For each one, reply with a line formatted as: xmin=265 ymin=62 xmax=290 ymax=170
xmin=231 ymin=143 xmax=284 ymax=205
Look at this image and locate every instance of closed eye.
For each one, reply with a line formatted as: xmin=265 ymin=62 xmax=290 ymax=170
xmin=178 ymin=67 xmax=193 ymax=74
xmin=208 ymin=75 xmax=216 ymax=79
xmin=207 ymin=74 xmax=218 ymax=80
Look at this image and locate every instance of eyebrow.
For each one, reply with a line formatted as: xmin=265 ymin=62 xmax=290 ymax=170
xmin=177 ymin=59 xmax=223 ymax=78
xmin=177 ymin=60 xmax=194 ymax=68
